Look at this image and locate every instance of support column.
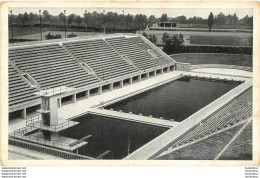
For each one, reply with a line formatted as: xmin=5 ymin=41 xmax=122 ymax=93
xmin=154 ymin=70 xmax=157 ymax=76
xmin=167 ymin=66 xmax=170 ymax=73
xmin=109 ymin=83 xmax=113 ymax=91
xmin=120 ymin=80 xmax=124 ymax=88
xmin=147 ymin=73 xmax=150 ymax=79
xmin=57 ymin=98 xmax=61 ymax=108
xmin=86 ymin=90 xmax=90 ymax=99
xmin=138 ymin=75 xmax=141 ymax=82
xmin=161 ymin=68 xmax=163 ymax=74
xmin=129 ymin=78 xmax=133 ymax=85
xmin=98 ymin=86 xmax=102 ymax=94
xmin=21 ymin=108 xmax=26 ymax=119
xmin=72 ymin=94 xmax=76 ymax=103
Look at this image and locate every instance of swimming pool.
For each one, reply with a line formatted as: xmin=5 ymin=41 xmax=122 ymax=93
xmin=60 ymin=114 xmax=168 ymax=159
xmin=105 ymin=76 xmax=241 ymax=122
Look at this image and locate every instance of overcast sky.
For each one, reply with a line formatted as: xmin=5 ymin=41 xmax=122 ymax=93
xmin=9 ymin=7 xmax=253 ymax=19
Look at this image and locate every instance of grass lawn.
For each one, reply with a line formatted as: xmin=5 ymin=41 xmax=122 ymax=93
xmin=171 ymin=53 xmax=252 ymax=67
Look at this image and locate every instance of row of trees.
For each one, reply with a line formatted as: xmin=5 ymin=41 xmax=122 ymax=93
xmin=10 ymin=10 xmax=253 ymax=30
xmin=161 ymin=13 xmax=253 ymax=26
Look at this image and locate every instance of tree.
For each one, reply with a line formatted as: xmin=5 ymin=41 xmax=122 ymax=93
xmin=23 ymin=12 xmax=29 ymax=25
xmin=162 ymin=32 xmax=170 ymax=45
xmin=208 ymin=12 xmax=214 ymax=32
xmin=142 ymin=32 xmax=148 ymax=38
xmin=134 ymin=14 xmax=148 ymax=30
xmin=59 ymin=12 xmax=65 ymax=22
xmin=68 ymin=33 xmax=77 ymax=38
xmin=232 ymin=13 xmax=238 ymax=25
xmin=148 ymin=15 xmax=157 ymax=26
xmin=162 ymin=34 xmax=184 ymax=54
xmin=45 ymin=32 xmax=62 ymax=39
xmin=42 ymin=10 xmax=51 ymax=22
xmin=148 ymin=34 xmax=157 ymax=44
xmin=75 ymin=15 xmax=82 ymax=26
xmin=17 ymin=13 xmax=24 ymax=25
xmin=67 ymin=14 xmax=76 ymax=25
xmin=160 ymin=13 xmax=168 ymax=22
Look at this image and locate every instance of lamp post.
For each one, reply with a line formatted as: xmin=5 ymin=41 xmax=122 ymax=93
xmin=85 ymin=10 xmax=87 ymax=36
xmin=39 ymin=10 xmax=42 ymax=40
xmin=64 ymin=10 xmax=66 ymax=38
xmin=10 ymin=10 xmax=13 ymax=42
xmin=123 ymin=10 xmax=125 ymax=30
xmin=103 ymin=10 xmax=105 ymax=35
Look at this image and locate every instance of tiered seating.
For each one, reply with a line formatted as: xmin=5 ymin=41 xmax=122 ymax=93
xmin=128 ymin=37 xmax=161 ymax=57
xmin=172 ymin=88 xmax=252 ymax=148
xmin=9 ymin=44 xmax=100 ymax=89
xmin=63 ymin=39 xmax=139 ymax=80
xmin=152 ymin=56 xmax=171 ymax=66
xmin=156 ymin=122 xmax=250 ymax=160
xmin=8 ymin=62 xmax=39 ymax=106
xmin=106 ymin=37 xmax=160 ymax=70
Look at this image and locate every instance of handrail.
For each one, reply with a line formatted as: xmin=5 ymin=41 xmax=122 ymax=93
xmin=10 ymin=127 xmax=85 ymax=151
xmin=27 ymin=118 xmax=78 ymax=132
xmin=9 ymin=138 xmax=94 ymax=160
xmin=191 ymin=64 xmax=253 ymax=72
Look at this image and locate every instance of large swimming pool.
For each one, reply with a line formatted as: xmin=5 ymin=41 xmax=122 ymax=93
xmin=105 ymin=76 xmax=241 ymax=122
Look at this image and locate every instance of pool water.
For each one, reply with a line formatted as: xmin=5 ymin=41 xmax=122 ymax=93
xmin=105 ymin=76 xmax=241 ymax=122
xmin=60 ymin=114 xmax=168 ymax=159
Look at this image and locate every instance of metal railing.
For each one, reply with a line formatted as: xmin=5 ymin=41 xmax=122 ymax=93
xmin=9 ymin=127 xmax=85 ymax=151
xmin=9 ymin=138 xmax=94 ymax=160
xmin=26 ymin=116 xmax=78 ymax=132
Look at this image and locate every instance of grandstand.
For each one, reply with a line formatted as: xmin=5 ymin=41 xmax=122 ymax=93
xmin=8 ymin=34 xmax=175 ymax=119
xmin=8 ymin=33 xmax=253 ymax=160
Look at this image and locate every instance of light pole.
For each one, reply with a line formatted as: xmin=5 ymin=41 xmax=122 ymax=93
xmin=103 ymin=10 xmax=105 ymax=35
xmin=85 ymin=10 xmax=87 ymax=36
xmin=123 ymin=10 xmax=125 ymax=30
xmin=39 ymin=10 xmax=42 ymax=41
xmin=10 ymin=10 xmax=13 ymax=42
xmin=64 ymin=10 xmax=66 ymax=38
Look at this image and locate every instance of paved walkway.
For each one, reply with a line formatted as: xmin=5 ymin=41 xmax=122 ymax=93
xmin=192 ymin=68 xmax=252 ymax=78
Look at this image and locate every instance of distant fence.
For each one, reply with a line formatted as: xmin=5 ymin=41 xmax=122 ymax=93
xmin=191 ymin=64 xmax=253 ymax=72
xmin=149 ymin=27 xmax=252 ymax=33
xmin=9 ymin=39 xmax=39 ymax=43
xmin=167 ymin=45 xmax=253 ymax=55
xmin=9 ymin=138 xmax=95 ymax=160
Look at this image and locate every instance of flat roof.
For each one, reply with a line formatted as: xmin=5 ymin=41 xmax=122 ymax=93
xmin=159 ymin=22 xmax=180 ymax=24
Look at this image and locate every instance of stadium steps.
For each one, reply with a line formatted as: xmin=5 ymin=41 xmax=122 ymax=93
xmin=106 ymin=37 xmax=160 ymax=71
xmin=8 ymin=62 xmax=39 ymax=107
xmin=63 ymin=39 xmax=139 ymax=80
xmin=9 ymin=43 xmax=101 ymax=91
xmin=59 ymin=42 xmax=103 ymax=81
xmin=104 ymin=38 xmax=140 ymax=71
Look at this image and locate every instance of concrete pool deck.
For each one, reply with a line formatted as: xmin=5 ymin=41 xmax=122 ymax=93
xmin=192 ymin=68 xmax=252 ymax=78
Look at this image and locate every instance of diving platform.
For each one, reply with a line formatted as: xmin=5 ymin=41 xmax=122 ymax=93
xmin=87 ymin=108 xmax=179 ymax=128
xmin=96 ymin=150 xmax=112 ymax=159
xmin=26 ymin=115 xmax=79 ymax=132
xmin=9 ymin=127 xmax=89 ymax=152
